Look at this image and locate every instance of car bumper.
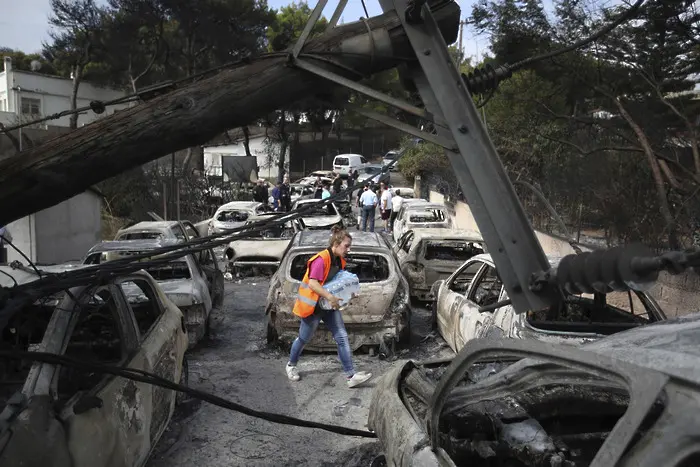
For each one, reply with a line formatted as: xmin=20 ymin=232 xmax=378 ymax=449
xmin=271 ymin=312 xmax=407 ymax=352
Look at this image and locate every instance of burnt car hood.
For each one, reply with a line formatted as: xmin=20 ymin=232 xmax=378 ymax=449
xmin=370 ymin=313 xmax=700 ymax=467
xmin=212 ymin=220 xmax=247 ymax=231
xmin=301 ymin=216 xmax=342 ymax=228
xmin=228 ymin=239 xmax=290 ymax=261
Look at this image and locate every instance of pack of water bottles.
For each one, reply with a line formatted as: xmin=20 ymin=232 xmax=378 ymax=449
xmin=318 ymin=270 xmax=360 ymax=309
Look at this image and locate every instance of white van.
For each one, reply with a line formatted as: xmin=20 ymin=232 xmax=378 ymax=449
xmin=333 ymin=153 xmax=367 ymax=177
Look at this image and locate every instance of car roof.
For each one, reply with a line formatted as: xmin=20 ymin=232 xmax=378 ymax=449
xmin=409 ymin=228 xmax=483 ymax=241
xmin=295 ymin=199 xmax=335 ymax=206
xmin=216 ymin=201 xmax=261 ymax=212
xmin=334 ymin=153 xmax=363 ymax=158
xmin=119 ymin=221 xmax=180 ymax=232
xmin=406 ymin=202 xmax=446 ymax=210
xmin=294 ymin=230 xmax=387 ymax=249
xmin=87 ymin=238 xmax=182 ymax=254
xmin=473 ymin=253 xmax=561 ymax=268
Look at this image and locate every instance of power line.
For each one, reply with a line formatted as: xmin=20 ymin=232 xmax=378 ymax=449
xmin=0 ymin=349 xmax=377 ymax=438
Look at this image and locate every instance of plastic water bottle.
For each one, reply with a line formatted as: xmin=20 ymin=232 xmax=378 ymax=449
xmin=318 ymin=270 xmax=360 ymax=309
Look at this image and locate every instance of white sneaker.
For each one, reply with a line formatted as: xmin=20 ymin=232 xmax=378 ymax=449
xmin=347 ymin=371 xmax=372 ymax=388
xmin=286 ymin=364 xmax=300 ymax=381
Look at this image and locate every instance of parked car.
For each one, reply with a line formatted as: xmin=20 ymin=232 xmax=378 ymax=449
xmin=390 ymin=186 xmax=415 ymax=198
xmin=292 ymin=198 xmax=344 ymax=230
xmin=115 ymin=219 xmax=201 ymax=243
xmin=223 ymin=213 xmax=305 ymax=275
xmin=431 ymin=253 xmax=666 ymax=354
xmin=392 ymin=202 xmax=451 ymax=243
xmin=355 ymin=164 xmax=391 ymax=186
xmin=393 ymin=228 xmax=485 ymax=301
xmin=208 ymin=201 xmax=267 ymax=236
xmin=294 ymin=175 xmax=334 ymax=187
xmin=290 ymin=183 xmax=315 ymax=203
xmin=83 ymin=239 xmax=224 ymax=347
xmin=264 ymin=231 xmax=410 ymax=354
xmin=368 ymin=313 xmax=693 ymax=466
xmin=382 ymin=150 xmax=400 ymax=171
xmin=333 ymin=153 xmax=368 ymax=178
xmin=0 ymin=266 xmax=188 ymax=467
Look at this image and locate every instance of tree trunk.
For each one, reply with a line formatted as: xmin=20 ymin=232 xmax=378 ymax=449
xmin=277 ymin=113 xmax=288 ymax=183
xmin=69 ymin=64 xmax=83 ymax=130
xmin=0 ymin=2 xmax=460 ymax=226
xmin=242 ymin=126 xmax=253 ymax=157
xmin=613 ymin=97 xmax=680 ymax=249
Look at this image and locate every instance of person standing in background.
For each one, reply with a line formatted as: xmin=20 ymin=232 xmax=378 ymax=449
xmin=280 ymin=179 xmax=292 ymax=212
xmin=332 ymin=172 xmax=343 ymax=195
xmin=0 ymin=225 xmax=11 ymax=264
xmin=359 ymin=184 xmax=378 ymax=232
xmin=271 ymin=183 xmax=281 ymax=211
xmin=390 ymin=188 xmax=403 ymax=232
xmin=379 ymin=182 xmax=393 ymax=233
xmin=321 ymin=182 xmax=332 ymax=200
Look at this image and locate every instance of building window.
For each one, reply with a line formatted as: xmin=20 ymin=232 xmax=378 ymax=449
xmin=21 ymin=97 xmax=41 ymax=116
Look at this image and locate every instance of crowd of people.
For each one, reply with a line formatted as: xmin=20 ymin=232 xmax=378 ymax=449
xmin=252 ymin=169 xmax=402 ymax=235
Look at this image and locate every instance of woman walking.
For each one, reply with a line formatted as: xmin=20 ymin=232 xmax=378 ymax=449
xmin=286 ymin=226 xmax=372 ymax=388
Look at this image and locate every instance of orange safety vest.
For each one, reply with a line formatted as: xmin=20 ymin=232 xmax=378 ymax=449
xmin=293 ymin=249 xmax=346 ymax=318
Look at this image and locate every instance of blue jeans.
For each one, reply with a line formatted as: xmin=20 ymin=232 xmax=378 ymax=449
xmin=288 ymin=309 xmax=355 ymax=377
xmin=361 ymin=205 xmax=375 ymax=232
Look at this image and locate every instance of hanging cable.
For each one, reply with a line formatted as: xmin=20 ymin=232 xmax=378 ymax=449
xmin=0 ymin=349 xmax=376 ymax=438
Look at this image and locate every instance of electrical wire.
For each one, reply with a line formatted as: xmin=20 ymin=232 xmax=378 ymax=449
xmin=0 ymin=349 xmax=377 ymax=438
xmin=0 ymin=184 xmax=364 ymax=329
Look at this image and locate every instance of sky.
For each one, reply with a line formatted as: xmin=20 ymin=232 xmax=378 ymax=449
xmin=0 ymin=0 xmax=494 ymax=62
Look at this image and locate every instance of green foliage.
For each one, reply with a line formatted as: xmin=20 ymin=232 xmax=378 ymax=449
xmin=0 ymin=48 xmax=58 ymax=75
xmin=396 ymin=138 xmax=449 ymax=180
xmin=266 ymin=2 xmax=328 ymax=52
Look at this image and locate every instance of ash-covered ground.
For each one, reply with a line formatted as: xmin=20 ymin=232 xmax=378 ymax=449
xmin=146 ymin=276 xmax=453 ymax=467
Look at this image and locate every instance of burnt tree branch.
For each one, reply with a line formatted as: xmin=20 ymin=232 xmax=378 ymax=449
xmin=0 ymin=2 xmax=460 ymax=225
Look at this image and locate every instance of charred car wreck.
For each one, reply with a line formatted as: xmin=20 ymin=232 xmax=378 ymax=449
xmin=369 ymin=314 xmax=700 ymax=467
xmin=265 ymin=231 xmax=410 ymax=355
xmin=394 ymin=228 xmax=485 ymax=302
xmin=431 ymin=254 xmax=666 ymax=353
xmin=0 ymin=266 xmax=188 ymax=467
xmin=224 ymin=213 xmax=304 ymax=276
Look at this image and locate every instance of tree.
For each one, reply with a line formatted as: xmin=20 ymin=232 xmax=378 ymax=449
xmin=44 ymin=0 xmax=106 ymax=129
xmin=0 ymin=48 xmax=58 ymax=75
xmin=266 ymin=1 xmax=328 ymax=52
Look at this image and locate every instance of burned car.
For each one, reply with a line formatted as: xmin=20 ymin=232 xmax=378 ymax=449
xmin=292 ymin=198 xmax=344 ymax=230
xmin=0 ymin=266 xmax=188 ymax=467
xmin=394 ymin=228 xmax=485 ymax=302
xmin=223 ymin=212 xmax=305 ymax=275
xmin=83 ymin=239 xmax=224 ymax=347
xmin=115 ymin=219 xmax=201 ymax=243
xmin=265 ymin=231 xmax=410 ymax=354
xmin=391 ymin=199 xmax=430 ymax=242
xmin=432 ymin=254 xmax=666 ymax=354
xmin=369 ymin=314 xmax=700 ymax=467
xmin=393 ymin=203 xmax=452 ymax=243
xmin=208 ymin=201 xmax=267 ymax=236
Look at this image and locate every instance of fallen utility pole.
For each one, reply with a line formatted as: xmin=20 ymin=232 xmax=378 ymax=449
xmin=0 ymin=2 xmax=459 ymax=227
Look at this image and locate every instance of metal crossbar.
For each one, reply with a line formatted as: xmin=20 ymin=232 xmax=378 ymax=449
xmin=289 ymin=0 xmax=558 ymax=314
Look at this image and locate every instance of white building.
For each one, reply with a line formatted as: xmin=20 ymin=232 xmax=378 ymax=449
xmin=203 ymin=133 xmax=289 ymax=182
xmin=4 ymin=189 xmax=103 ymax=265
xmin=0 ymin=56 xmax=131 ymax=128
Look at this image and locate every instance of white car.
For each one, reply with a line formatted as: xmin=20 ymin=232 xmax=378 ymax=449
xmin=392 ymin=202 xmax=452 ymax=243
xmin=208 ymin=201 xmax=268 ymax=236
xmin=83 ymin=239 xmax=224 ymax=347
xmin=432 ymin=253 xmax=666 ymax=354
xmin=224 ymin=213 xmax=305 ymax=274
xmin=115 ymin=220 xmax=201 ymax=242
xmin=333 ymin=153 xmax=368 ymax=177
xmin=391 ymin=198 xmax=430 ymax=242
xmin=382 ymin=150 xmax=400 ymax=171
xmin=293 ymin=198 xmax=344 ymax=230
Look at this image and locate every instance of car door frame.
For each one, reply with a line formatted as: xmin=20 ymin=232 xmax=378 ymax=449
xmin=54 ymin=283 xmax=155 ymax=467
xmin=455 ymin=262 xmax=503 ymax=347
xmin=114 ymin=273 xmax=186 ymax=450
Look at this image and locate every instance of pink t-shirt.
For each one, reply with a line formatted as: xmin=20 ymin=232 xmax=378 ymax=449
xmin=308 ymin=256 xmax=326 ymax=281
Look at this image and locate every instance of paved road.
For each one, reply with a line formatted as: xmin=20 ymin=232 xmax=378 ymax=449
xmin=147 ymin=277 xmax=453 ymax=467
